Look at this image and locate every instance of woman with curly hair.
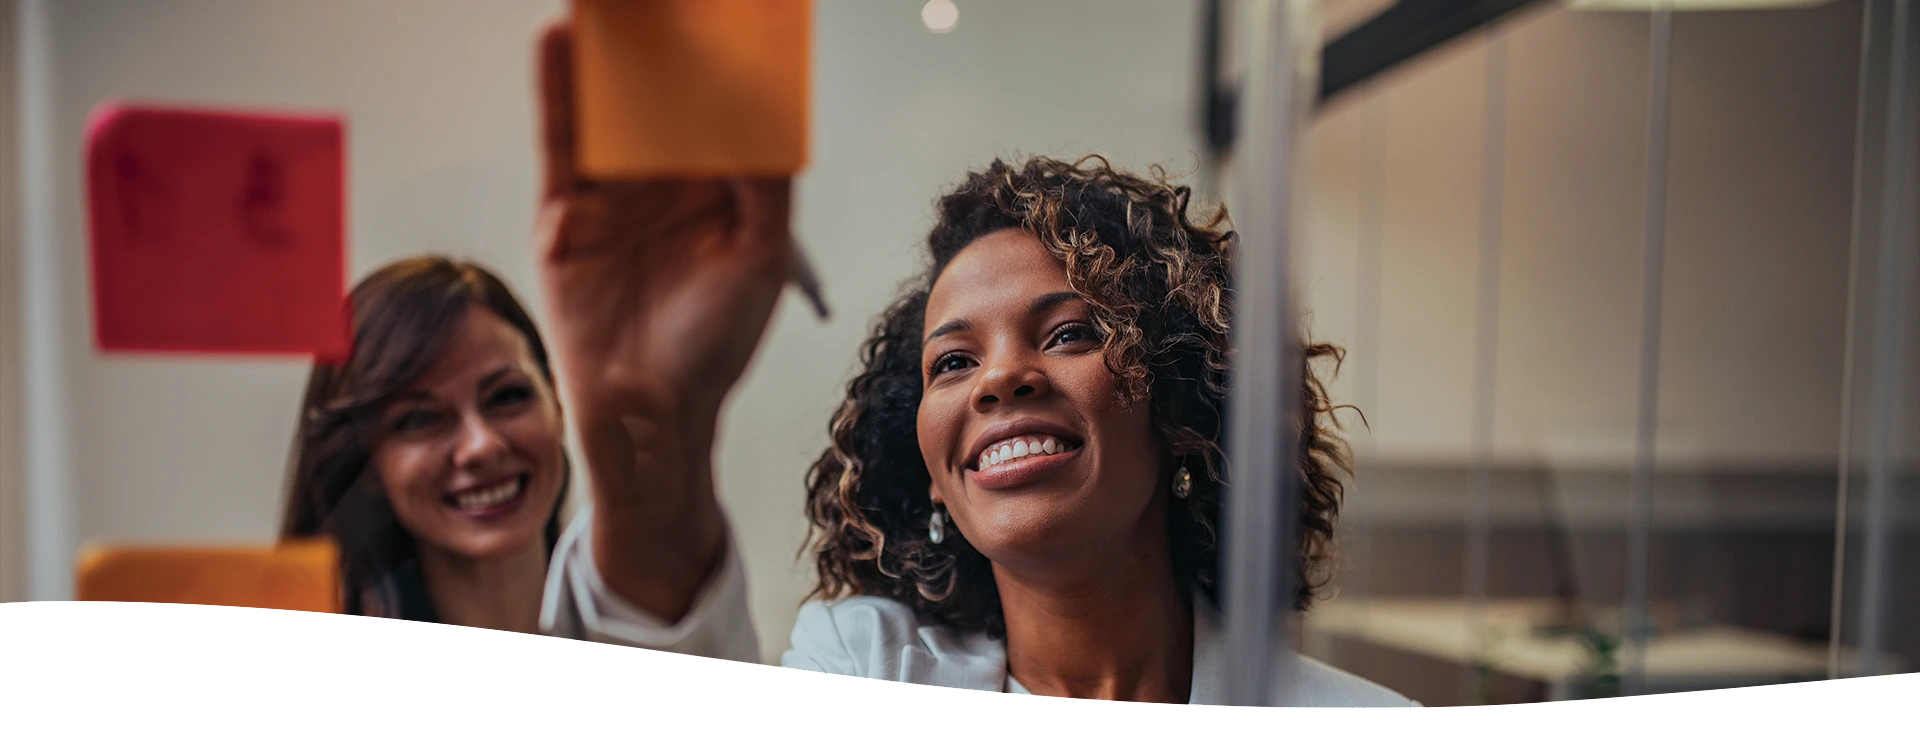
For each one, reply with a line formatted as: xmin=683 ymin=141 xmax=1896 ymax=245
xmin=530 ymin=25 xmax=1408 ymax=706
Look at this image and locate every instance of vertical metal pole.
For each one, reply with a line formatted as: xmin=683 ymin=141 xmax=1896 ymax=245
xmin=1622 ymin=3 xmax=1674 ymax=698
xmin=1347 ymin=94 xmax=1387 ymax=625
xmin=1225 ymin=0 xmax=1310 ymax=708
xmin=1828 ymin=0 xmax=1881 ymax=681
xmin=1856 ymin=0 xmax=1912 ymax=680
xmin=1464 ymin=27 xmax=1509 ymax=706
xmin=17 ymin=0 xmax=74 ymax=602
xmin=0 ymin=0 xmax=18 ymax=604
xmin=1201 ymin=0 xmax=1233 ymax=199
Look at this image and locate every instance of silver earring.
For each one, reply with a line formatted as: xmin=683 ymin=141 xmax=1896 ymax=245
xmin=1172 ymin=465 xmax=1193 ymax=499
xmin=929 ymin=508 xmax=947 ymax=544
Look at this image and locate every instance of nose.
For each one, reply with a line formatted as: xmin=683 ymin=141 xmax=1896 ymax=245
xmin=970 ymin=349 xmax=1051 ymax=410
xmin=451 ymin=413 xmax=510 ymax=471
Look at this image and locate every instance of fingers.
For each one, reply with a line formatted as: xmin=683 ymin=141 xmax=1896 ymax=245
xmin=727 ymin=177 xmax=792 ymax=274
xmin=728 ymin=178 xmax=793 ymax=252
xmin=729 ymin=178 xmax=828 ymax=320
xmin=537 ymin=20 xmax=578 ymax=201
xmin=533 ymin=198 xmax=573 ymax=262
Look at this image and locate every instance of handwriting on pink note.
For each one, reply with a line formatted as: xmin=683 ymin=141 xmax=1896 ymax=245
xmin=85 ymin=103 xmax=349 ymax=362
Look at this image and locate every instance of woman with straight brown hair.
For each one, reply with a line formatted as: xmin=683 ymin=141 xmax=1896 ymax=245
xmin=282 ymin=256 xmax=570 ymax=632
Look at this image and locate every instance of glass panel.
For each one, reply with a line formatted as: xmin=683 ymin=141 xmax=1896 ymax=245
xmin=1833 ymin=0 xmax=1919 ymax=681
xmin=1300 ymin=0 xmax=1893 ymax=703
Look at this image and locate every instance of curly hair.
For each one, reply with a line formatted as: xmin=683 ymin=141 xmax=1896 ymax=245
xmin=803 ymin=155 xmax=1349 ymax=637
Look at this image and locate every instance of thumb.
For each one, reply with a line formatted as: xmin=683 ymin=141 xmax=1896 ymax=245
xmin=729 ymin=177 xmax=793 ymax=252
xmin=728 ymin=178 xmax=828 ymax=319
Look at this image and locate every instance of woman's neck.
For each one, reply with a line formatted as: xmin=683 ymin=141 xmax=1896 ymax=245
xmin=994 ymin=522 xmax=1193 ymax=703
xmin=415 ymin=540 xmax=548 ymax=635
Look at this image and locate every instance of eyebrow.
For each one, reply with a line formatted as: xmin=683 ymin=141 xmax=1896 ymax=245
xmin=924 ymin=318 xmax=971 ymax=346
xmin=389 ymin=366 xmax=520 ymax=405
xmin=1030 ymin=290 xmax=1082 ymax=314
xmin=922 ymin=291 xmax=1084 ymax=347
xmin=475 ymin=366 xmax=518 ymax=391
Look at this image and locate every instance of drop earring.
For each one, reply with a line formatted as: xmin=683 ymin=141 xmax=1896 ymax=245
xmin=929 ymin=507 xmax=947 ymax=544
xmin=1172 ymin=464 xmax=1193 ymax=500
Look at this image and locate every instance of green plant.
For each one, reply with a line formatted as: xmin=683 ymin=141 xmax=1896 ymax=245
xmin=1571 ymin=626 xmax=1622 ymax=699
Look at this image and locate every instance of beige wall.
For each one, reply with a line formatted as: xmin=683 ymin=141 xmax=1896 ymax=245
xmin=15 ymin=0 xmax=1205 ymax=660
xmin=1300 ymin=2 xmax=1863 ymax=471
xmin=20 ymin=0 xmax=572 ymax=608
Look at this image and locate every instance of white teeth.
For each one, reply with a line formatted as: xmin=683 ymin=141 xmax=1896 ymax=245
xmin=975 ymin=434 xmax=1073 ymax=470
xmin=454 ymin=478 xmax=524 ymax=511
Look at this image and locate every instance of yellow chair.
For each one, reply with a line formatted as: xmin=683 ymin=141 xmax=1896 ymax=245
xmin=75 ymin=539 xmax=341 ymax=614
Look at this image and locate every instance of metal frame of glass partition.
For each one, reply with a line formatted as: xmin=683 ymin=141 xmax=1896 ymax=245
xmin=1222 ymin=0 xmax=1311 ymax=707
xmin=1840 ymin=0 xmax=1914 ymax=682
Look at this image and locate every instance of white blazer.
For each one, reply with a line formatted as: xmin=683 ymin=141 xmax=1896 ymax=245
xmin=541 ymin=507 xmax=1417 ymax=707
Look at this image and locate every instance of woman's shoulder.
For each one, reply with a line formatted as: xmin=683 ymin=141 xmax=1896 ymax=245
xmin=787 ymin=595 xmax=1006 ymax=664
xmin=790 ymin=594 xmax=922 ymax=652
xmin=1278 ymin=653 xmax=1420 ymax=707
xmin=1189 ymin=599 xmax=1416 ymax=706
xmin=782 ymin=595 xmax=1418 ymax=705
xmin=783 ymin=596 xmax=1007 ymax=689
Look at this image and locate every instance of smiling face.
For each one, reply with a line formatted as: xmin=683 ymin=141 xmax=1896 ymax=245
xmin=370 ymin=304 xmax=566 ymax=561
xmin=916 ymin=229 xmax=1168 ymax=571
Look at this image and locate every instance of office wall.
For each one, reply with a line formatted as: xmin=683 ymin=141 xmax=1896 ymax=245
xmin=1300 ymin=2 xmax=1864 ymax=474
xmin=1293 ymin=1 xmax=1914 ymax=701
xmin=16 ymin=0 xmax=571 ymax=607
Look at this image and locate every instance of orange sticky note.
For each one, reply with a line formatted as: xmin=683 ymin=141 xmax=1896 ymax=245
xmin=75 ymin=540 xmax=341 ymax=614
xmin=572 ymin=0 xmax=810 ymax=178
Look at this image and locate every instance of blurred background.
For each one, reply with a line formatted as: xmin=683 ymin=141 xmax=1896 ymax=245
xmin=1 ymin=0 xmax=1914 ymax=705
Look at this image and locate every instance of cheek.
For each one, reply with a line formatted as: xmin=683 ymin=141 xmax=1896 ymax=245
xmin=1056 ymin=359 xmax=1122 ymax=417
xmin=915 ymin=391 xmax=963 ymax=493
xmin=373 ymin=442 xmax=442 ymax=508
xmin=1067 ymin=361 xmax=1160 ymax=458
xmin=502 ymin=410 xmax=566 ymax=474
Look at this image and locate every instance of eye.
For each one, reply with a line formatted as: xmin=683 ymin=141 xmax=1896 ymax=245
xmin=486 ymin=384 xmax=534 ymax=409
xmin=1047 ymin=322 xmax=1099 ymax=349
xmin=929 ymin=352 xmax=976 ymax=377
xmin=389 ymin=409 xmax=445 ymax=434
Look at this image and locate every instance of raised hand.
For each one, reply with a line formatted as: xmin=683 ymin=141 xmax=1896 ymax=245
xmin=533 ymin=22 xmax=793 ymax=621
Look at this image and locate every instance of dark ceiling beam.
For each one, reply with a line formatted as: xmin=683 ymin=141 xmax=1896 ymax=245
xmin=1201 ymin=0 xmax=1551 ymax=157
xmin=1319 ymin=0 xmax=1548 ymax=103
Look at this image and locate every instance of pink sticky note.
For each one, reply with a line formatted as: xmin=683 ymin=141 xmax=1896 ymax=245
xmin=85 ymin=103 xmax=349 ymax=361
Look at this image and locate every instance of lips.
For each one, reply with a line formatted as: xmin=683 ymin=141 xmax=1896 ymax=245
xmin=962 ymin=418 xmax=1086 ymax=491
xmin=443 ymin=474 xmax=529 ymax=518
xmin=965 ymin=417 xmax=1085 ymax=471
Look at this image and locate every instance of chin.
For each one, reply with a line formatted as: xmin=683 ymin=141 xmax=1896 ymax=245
xmin=960 ymin=509 xmax=1083 ymax=566
xmin=444 ymin=527 xmax=547 ymax=561
xmin=965 ymin=486 xmax=1151 ymax=565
